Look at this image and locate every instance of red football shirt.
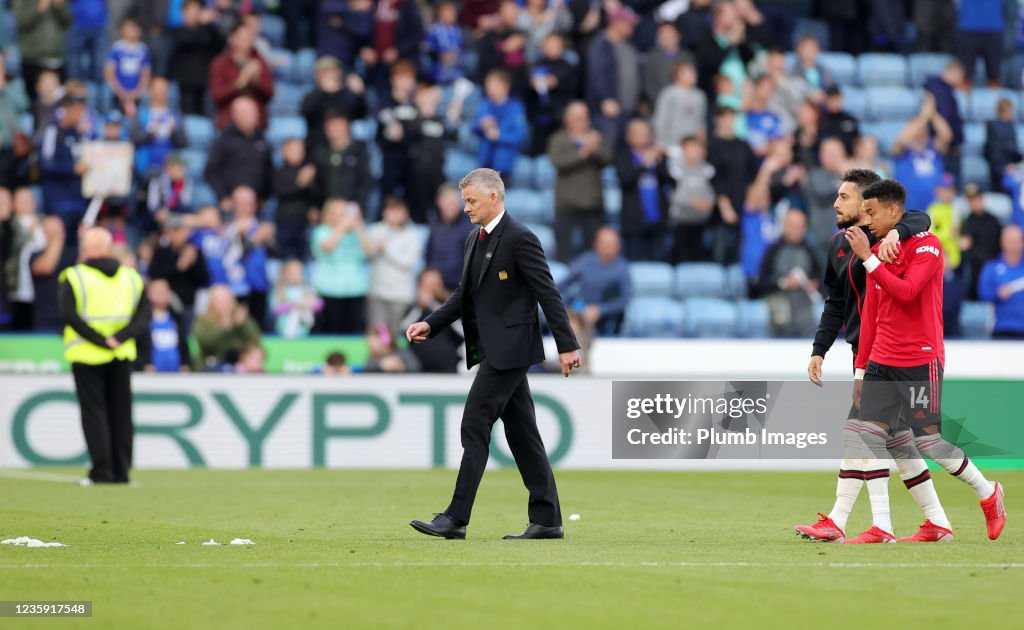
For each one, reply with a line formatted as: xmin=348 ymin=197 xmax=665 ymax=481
xmin=855 ymin=231 xmax=946 ymax=370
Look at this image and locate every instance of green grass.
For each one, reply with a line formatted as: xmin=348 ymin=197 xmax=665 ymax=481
xmin=1 ymin=469 xmax=1022 ymax=629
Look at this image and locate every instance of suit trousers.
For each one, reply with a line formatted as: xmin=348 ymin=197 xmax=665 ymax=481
xmin=72 ymin=359 xmax=134 ymax=483
xmin=446 ymin=358 xmax=562 ymax=526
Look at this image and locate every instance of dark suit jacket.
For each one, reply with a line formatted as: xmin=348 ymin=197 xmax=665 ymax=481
xmin=425 ymin=213 xmax=580 ymax=370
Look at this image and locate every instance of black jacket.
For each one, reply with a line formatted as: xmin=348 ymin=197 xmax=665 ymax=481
xmin=312 ymin=140 xmax=372 ymax=208
xmin=300 ymin=87 xmax=369 ymax=154
xmin=171 ymin=23 xmax=223 ymax=89
xmin=58 ymin=258 xmax=151 ymax=349
xmin=615 ymin=148 xmax=673 ymax=235
xmin=204 ymin=125 xmax=274 ymax=201
xmin=425 ymin=213 xmax=580 ymax=370
xmin=148 ymin=243 xmax=210 ymax=309
xmin=811 ymin=211 xmax=933 ymax=358
xmin=273 ymin=164 xmax=316 ymax=226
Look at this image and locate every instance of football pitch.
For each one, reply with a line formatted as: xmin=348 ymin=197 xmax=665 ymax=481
xmin=1 ymin=468 xmax=1021 ymax=629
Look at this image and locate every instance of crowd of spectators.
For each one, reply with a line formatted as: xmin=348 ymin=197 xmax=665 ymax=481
xmin=1 ymin=0 xmax=1023 ymax=376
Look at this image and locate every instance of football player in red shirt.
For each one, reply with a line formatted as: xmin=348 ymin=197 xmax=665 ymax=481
xmin=842 ymin=179 xmax=1005 ymax=544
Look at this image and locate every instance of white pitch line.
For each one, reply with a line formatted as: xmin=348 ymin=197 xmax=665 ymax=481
xmin=0 ymin=562 xmax=1021 ymax=569
xmin=0 ymin=470 xmax=84 ymax=483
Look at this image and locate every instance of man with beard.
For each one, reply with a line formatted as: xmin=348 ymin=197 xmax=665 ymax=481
xmin=793 ymin=169 xmax=933 ymax=542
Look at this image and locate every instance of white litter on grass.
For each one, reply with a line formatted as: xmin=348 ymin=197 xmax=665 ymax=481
xmin=229 ymin=539 xmax=255 ymax=546
xmin=2 ymin=536 xmax=65 ymax=547
xmin=201 ymin=539 xmax=220 ymax=546
xmin=175 ymin=541 xmax=186 ymax=545
xmin=569 ymin=514 xmax=581 ymax=521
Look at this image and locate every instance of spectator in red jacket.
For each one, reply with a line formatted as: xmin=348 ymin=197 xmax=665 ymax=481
xmin=208 ymin=21 xmax=274 ymax=129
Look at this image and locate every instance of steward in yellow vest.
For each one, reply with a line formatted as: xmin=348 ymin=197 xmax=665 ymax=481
xmin=58 ymin=228 xmax=150 ymax=485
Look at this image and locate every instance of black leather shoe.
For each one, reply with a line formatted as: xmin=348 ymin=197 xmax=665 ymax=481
xmin=409 ymin=513 xmax=466 ymax=539
xmin=502 ymin=523 xmax=564 ymax=539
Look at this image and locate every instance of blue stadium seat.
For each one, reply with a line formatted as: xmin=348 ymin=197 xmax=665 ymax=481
xmin=792 ymin=18 xmax=829 ymax=51
xmin=604 ymin=187 xmax=622 ymax=215
xmin=983 ymin=192 xmax=1014 ymax=223
xmin=962 ymin=155 xmax=991 ymax=189
xmin=857 ymin=53 xmax=908 ymax=86
xmin=841 ymin=86 xmax=867 ymax=120
xmin=549 ymin=261 xmax=569 ymax=287
xmin=456 ymin=121 xmax=479 ymax=154
xmin=674 ymin=263 xmax=728 ymax=299
xmin=267 ymin=116 xmax=307 ymax=147
xmin=513 ymin=156 xmax=533 ymax=188
xmin=192 ymin=182 xmax=218 ymax=208
xmin=504 ymin=188 xmax=550 ymax=223
xmin=269 ymin=89 xmax=302 ymax=117
xmin=533 ymin=156 xmax=556 ymax=190
xmin=865 ymin=86 xmax=920 ymax=121
xmin=818 ymin=52 xmax=856 ymax=86
xmin=960 ymin=301 xmax=994 ymax=338
xmin=682 ymin=298 xmax=740 ymax=338
xmin=623 ymin=297 xmax=685 ymax=337
xmin=265 ymin=259 xmax=283 ymax=286
xmin=444 ymin=150 xmax=477 ymax=183
xmin=184 ymin=115 xmax=215 ymax=150
xmin=260 ymin=15 xmax=287 ymax=48
xmin=908 ymin=53 xmax=953 ymax=86
xmin=601 ymin=166 xmax=617 ymax=187
xmin=963 ymin=122 xmax=986 ymax=157
xmin=180 ymin=149 xmax=207 ymax=179
xmin=859 ymin=121 xmax=906 ymax=156
xmin=629 ymin=262 xmax=674 ymax=297
xmin=268 ymin=48 xmax=295 ymax=80
xmin=292 ymin=48 xmax=317 ymax=84
xmin=18 ymin=112 xmax=33 ymax=134
xmin=736 ymin=300 xmax=771 ymax=338
xmin=969 ymin=88 xmax=1020 ymax=123
xmin=524 ymin=222 xmax=556 ymax=259
xmin=725 ymin=264 xmax=748 ymax=300
xmin=344 ymin=119 xmax=372 ymax=143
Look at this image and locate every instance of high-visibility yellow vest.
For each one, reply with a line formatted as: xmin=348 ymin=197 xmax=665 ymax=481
xmin=60 ymin=264 xmax=143 ymax=365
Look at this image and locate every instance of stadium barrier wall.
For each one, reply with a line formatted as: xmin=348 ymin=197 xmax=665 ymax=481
xmin=1 ymin=369 xmax=1021 ymax=471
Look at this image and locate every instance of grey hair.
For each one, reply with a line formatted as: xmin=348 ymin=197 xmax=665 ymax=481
xmin=459 ymin=168 xmax=505 ymax=201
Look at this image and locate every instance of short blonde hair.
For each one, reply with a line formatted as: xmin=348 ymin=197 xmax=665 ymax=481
xmin=459 ymin=168 xmax=505 ymax=201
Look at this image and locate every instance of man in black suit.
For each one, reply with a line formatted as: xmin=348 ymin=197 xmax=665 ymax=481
xmin=406 ymin=168 xmax=582 ymax=540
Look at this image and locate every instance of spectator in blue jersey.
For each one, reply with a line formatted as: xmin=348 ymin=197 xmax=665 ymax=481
xmin=559 ymin=226 xmax=631 ymax=336
xmin=1001 ymin=162 xmax=1024 ymax=228
xmin=225 ymin=185 xmax=274 ymax=332
xmin=473 ymin=68 xmax=528 ymax=184
xmin=744 ymin=74 xmax=784 ymax=159
xmin=67 ymin=0 xmax=107 ymax=83
xmin=38 ymin=94 xmax=89 ymax=246
xmin=891 ymin=93 xmax=952 ymax=212
xmin=978 ymin=225 xmax=1024 ymax=338
xmin=526 ymin=33 xmax=578 ymax=157
xmin=191 ymin=205 xmax=233 ymax=288
xmin=104 ymin=15 xmax=152 ymax=118
xmin=131 ymin=77 xmax=188 ymax=179
xmin=956 ymin=0 xmax=1005 ymax=87
xmin=137 ymin=278 xmax=191 ymax=372
xmin=425 ymin=183 xmax=473 ymax=292
xmin=425 ymin=1 xmax=465 ymax=84
xmin=740 ymin=153 xmax=779 ymax=285
xmin=618 ymin=118 xmax=672 ymax=262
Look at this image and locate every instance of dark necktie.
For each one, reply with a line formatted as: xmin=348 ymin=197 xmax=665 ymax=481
xmin=478 ymin=228 xmax=488 ymax=243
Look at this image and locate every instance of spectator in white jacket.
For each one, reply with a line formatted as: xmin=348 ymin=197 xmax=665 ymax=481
xmin=365 ymin=196 xmax=425 ymax=334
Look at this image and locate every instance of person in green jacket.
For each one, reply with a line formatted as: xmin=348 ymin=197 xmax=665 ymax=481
xmin=13 ymin=0 xmax=73 ymax=99
xmin=192 ymin=284 xmax=261 ymax=370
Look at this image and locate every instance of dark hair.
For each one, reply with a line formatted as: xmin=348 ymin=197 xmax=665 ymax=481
xmin=326 ymin=351 xmax=347 ymax=367
xmin=120 ymin=15 xmax=140 ymax=28
xmin=841 ymin=169 xmax=882 ymax=191
xmin=323 ymin=109 xmax=349 ymax=123
xmin=862 ymin=179 xmax=907 ymax=208
xmin=382 ymin=195 xmax=408 ymax=210
xmin=681 ymin=135 xmax=704 ymax=147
